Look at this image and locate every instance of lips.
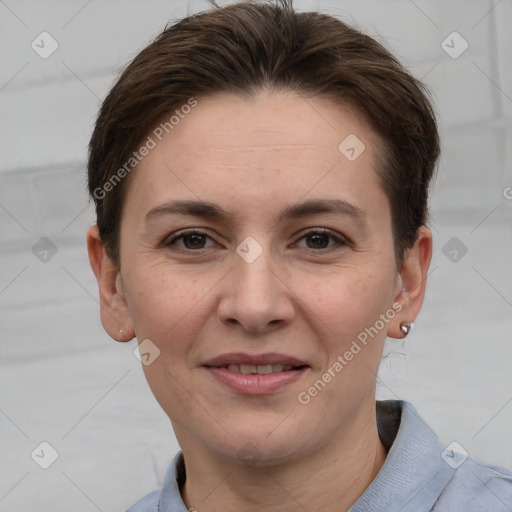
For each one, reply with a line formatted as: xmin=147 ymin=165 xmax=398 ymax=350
xmin=202 ymin=353 xmax=309 ymax=395
xmin=202 ymin=352 xmax=308 ymax=368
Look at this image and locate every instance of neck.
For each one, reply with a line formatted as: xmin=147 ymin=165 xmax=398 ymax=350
xmin=178 ymin=404 xmax=387 ymax=512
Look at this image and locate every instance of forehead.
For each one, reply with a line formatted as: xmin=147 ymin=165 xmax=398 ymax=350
xmin=124 ymin=90 xmax=386 ymax=221
xmin=159 ymin=90 xmax=374 ymax=159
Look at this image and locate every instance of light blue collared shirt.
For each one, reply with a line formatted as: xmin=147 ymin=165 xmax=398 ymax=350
xmin=126 ymin=400 xmax=512 ymax=511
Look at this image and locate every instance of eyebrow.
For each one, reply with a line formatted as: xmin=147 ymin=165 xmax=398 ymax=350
xmin=145 ymin=198 xmax=365 ymax=224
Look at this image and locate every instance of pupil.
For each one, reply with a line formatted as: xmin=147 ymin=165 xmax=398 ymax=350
xmin=309 ymin=234 xmax=328 ymax=248
xmin=185 ymin=233 xmax=205 ymax=249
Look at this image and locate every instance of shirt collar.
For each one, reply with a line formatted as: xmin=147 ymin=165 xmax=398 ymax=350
xmin=158 ymin=451 xmax=188 ymax=512
xmin=349 ymin=400 xmax=455 ymax=511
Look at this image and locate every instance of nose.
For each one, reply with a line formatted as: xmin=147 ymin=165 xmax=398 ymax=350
xmin=217 ymin=242 xmax=296 ymax=334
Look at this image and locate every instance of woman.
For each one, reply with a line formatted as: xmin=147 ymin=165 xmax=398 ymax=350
xmin=86 ymin=1 xmax=512 ymax=510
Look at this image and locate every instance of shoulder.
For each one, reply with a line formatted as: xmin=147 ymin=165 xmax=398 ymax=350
xmin=399 ymin=400 xmax=512 ymax=511
xmin=358 ymin=400 xmax=512 ymax=512
xmin=433 ymin=456 xmax=512 ymax=511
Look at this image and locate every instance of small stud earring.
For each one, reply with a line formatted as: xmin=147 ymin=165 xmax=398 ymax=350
xmin=400 ymin=321 xmax=414 ymax=337
xmin=119 ymin=329 xmax=124 ymax=335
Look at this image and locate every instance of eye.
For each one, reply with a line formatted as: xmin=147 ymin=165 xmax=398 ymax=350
xmin=295 ymin=228 xmax=348 ymax=250
xmin=163 ymin=229 xmax=217 ymax=250
xmin=163 ymin=228 xmax=349 ymax=252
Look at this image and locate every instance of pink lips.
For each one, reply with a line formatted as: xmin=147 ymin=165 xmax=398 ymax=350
xmin=202 ymin=352 xmax=309 ymax=395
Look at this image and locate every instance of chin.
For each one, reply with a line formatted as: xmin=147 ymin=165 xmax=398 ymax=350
xmin=199 ymin=418 xmax=315 ymax=468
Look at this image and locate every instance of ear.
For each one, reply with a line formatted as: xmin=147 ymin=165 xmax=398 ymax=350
xmin=387 ymin=226 xmax=432 ymax=339
xmin=87 ymin=225 xmax=135 ymax=342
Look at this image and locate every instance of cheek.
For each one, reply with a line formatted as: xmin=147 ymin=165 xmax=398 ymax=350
xmin=300 ymin=267 xmax=390 ymax=345
xmin=124 ymin=262 xmax=218 ymax=353
xmin=298 ymin=271 xmax=392 ymax=400
xmin=124 ymin=266 xmax=219 ymax=417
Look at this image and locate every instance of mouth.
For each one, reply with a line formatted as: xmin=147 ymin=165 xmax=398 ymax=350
xmin=210 ymin=363 xmax=307 ymax=375
xmin=202 ymin=353 xmax=310 ymax=395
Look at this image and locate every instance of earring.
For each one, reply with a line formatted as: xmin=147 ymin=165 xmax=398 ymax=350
xmin=119 ymin=329 xmax=124 ymax=335
xmin=400 ymin=321 xmax=414 ymax=337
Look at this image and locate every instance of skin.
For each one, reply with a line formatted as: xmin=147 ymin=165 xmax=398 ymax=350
xmin=88 ymin=90 xmax=432 ymax=511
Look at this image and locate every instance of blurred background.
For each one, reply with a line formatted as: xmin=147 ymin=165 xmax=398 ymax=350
xmin=1 ymin=0 xmax=511 ymax=510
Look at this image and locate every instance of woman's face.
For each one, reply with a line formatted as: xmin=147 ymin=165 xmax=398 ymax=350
xmin=99 ymin=90 xmax=423 ymax=464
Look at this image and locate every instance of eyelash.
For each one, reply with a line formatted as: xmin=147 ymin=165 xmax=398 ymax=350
xmin=163 ymin=228 xmax=349 ymax=252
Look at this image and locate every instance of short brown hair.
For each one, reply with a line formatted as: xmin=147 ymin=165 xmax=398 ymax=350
xmin=87 ymin=0 xmax=439 ymax=266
